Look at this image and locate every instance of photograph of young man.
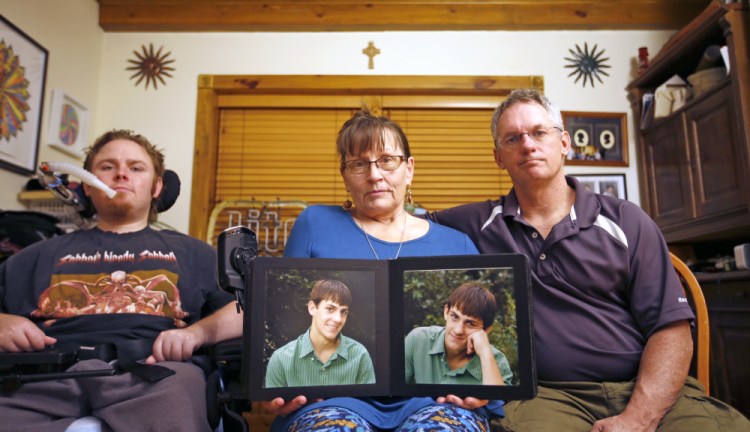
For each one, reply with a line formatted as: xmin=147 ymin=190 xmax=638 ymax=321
xmin=265 ymin=279 xmax=375 ymax=388
xmin=405 ymin=282 xmax=513 ymax=386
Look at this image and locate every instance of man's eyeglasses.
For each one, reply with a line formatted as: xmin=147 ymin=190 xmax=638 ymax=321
xmin=342 ymin=155 xmax=406 ymax=174
xmin=500 ymin=126 xmax=562 ymax=148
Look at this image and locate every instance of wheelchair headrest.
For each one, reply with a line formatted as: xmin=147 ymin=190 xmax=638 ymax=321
xmin=154 ymin=169 xmax=181 ymax=213
xmin=72 ymin=169 xmax=181 ymax=218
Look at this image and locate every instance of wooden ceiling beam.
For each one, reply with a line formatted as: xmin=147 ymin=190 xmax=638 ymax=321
xmin=97 ymin=0 xmax=713 ymax=32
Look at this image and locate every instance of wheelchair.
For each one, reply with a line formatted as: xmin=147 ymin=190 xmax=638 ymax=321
xmin=0 ymin=167 xmax=251 ymax=432
xmin=0 ymin=338 xmax=248 ymax=431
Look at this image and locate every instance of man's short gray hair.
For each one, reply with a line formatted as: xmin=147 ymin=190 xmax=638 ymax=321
xmin=490 ymin=89 xmax=563 ymax=149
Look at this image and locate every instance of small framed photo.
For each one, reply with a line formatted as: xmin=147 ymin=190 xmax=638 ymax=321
xmin=572 ymin=173 xmax=627 ymax=200
xmin=47 ymin=89 xmax=89 ymax=158
xmin=0 ymin=15 xmax=48 ymax=174
xmin=563 ymin=111 xmax=628 ymax=167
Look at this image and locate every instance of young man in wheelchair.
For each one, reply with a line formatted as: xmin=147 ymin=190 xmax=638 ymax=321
xmin=0 ymin=130 xmax=243 ymax=431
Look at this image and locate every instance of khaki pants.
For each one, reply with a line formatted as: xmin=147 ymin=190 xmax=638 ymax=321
xmin=498 ymin=377 xmax=750 ymax=432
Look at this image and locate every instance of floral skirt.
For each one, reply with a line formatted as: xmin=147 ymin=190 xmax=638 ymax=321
xmin=288 ymin=404 xmax=490 ymax=432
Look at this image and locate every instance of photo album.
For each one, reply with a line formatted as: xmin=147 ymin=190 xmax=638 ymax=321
xmin=242 ymin=254 xmax=536 ymax=401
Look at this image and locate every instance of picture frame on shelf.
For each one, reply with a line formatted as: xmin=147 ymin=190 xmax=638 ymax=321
xmin=572 ymin=173 xmax=627 ymax=200
xmin=563 ymin=111 xmax=628 ymax=167
xmin=0 ymin=14 xmax=48 ymax=175
xmin=47 ymin=89 xmax=89 ymax=158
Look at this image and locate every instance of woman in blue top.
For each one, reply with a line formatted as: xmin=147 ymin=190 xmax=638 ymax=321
xmin=265 ymin=110 xmax=504 ymax=431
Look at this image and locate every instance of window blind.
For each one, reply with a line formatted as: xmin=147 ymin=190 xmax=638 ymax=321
xmin=215 ymin=107 xmax=511 ymax=213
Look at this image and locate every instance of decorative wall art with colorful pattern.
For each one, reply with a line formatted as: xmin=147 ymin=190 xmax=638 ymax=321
xmin=0 ymin=15 xmax=48 ymax=174
xmin=48 ymin=89 xmax=89 ymax=158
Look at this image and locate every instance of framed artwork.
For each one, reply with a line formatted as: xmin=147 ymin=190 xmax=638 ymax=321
xmin=244 ymin=254 xmax=536 ymax=401
xmin=48 ymin=89 xmax=89 ymax=158
xmin=0 ymin=15 xmax=48 ymax=174
xmin=572 ymin=173 xmax=627 ymax=200
xmin=563 ymin=111 xmax=628 ymax=167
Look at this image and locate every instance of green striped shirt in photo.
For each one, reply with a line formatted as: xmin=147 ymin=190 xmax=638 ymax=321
xmin=264 ymin=328 xmax=375 ymax=388
xmin=404 ymin=326 xmax=514 ymax=385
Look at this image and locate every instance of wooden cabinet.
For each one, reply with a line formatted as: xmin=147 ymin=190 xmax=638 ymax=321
xmin=643 ymin=82 xmax=746 ymax=233
xmin=698 ymin=271 xmax=750 ymax=418
xmin=627 ymin=2 xmax=750 ymax=243
xmin=641 ymin=109 xmax=692 ymax=228
xmin=685 ymin=83 xmax=744 ymax=221
xmin=630 ymin=2 xmax=750 ymax=416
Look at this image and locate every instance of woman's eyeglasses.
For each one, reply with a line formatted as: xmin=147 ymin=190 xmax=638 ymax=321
xmin=342 ymin=155 xmax=406 ymax=174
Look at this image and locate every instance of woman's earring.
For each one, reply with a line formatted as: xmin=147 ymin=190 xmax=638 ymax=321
xmin=406 ymin=185 xmax=413 ymax=206
xmin=342 ymin=192 xmax=354 ymax=210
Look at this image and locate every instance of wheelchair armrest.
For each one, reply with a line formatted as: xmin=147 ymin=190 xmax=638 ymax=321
xmin=208 ymin=337 xmax=242 ymax=363
xmin=1 ymin=350 xmax=115 ymax=393
xmin=204 ymin=337 xmax=249 ymax=432
xmin=0 ymin=350 xmax=76 ymax=366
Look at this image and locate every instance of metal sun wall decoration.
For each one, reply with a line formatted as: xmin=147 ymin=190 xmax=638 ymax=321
xmin=564 ymin=42 xmax=611 ymax=88
xmin=126 ymin=43 xmax=175 ymax=90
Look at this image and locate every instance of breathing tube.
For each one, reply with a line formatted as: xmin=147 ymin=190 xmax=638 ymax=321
xmin=38 ymin=161 xmax=117 ymax=199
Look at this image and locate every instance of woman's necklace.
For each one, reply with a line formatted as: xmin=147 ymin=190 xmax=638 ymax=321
xmin=357 ymin=211 xmax=407 ymax=260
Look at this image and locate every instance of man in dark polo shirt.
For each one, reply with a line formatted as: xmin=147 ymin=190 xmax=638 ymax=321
xmin=427 ymin=89 xmax=750 ymax=431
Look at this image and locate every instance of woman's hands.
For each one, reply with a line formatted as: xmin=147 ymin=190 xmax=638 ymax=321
xmin=262 ymin=396 xmax=309 ymax=416
xmin=436 ymin=395 xmax=489 ymax=410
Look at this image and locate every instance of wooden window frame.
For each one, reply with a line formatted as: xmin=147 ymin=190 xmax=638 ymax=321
xmin=190 ymin=75 xmax=543 ymax=240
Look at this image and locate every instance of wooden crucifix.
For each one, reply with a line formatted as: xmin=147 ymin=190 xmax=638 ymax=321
xmin=362 ymin=41 xmax=380 ymax=70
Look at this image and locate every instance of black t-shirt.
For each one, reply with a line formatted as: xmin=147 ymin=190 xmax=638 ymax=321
xmin=0 ymin=226 xmax=231 ymax=347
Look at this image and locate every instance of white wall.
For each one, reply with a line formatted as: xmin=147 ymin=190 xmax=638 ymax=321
xmin=98 ymin=30 xmax=673 ymax=232
xmin=0 ymin=0 xmax=102 ymax=209
xmin=1 ymin=0 xmax=674 ymax=234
